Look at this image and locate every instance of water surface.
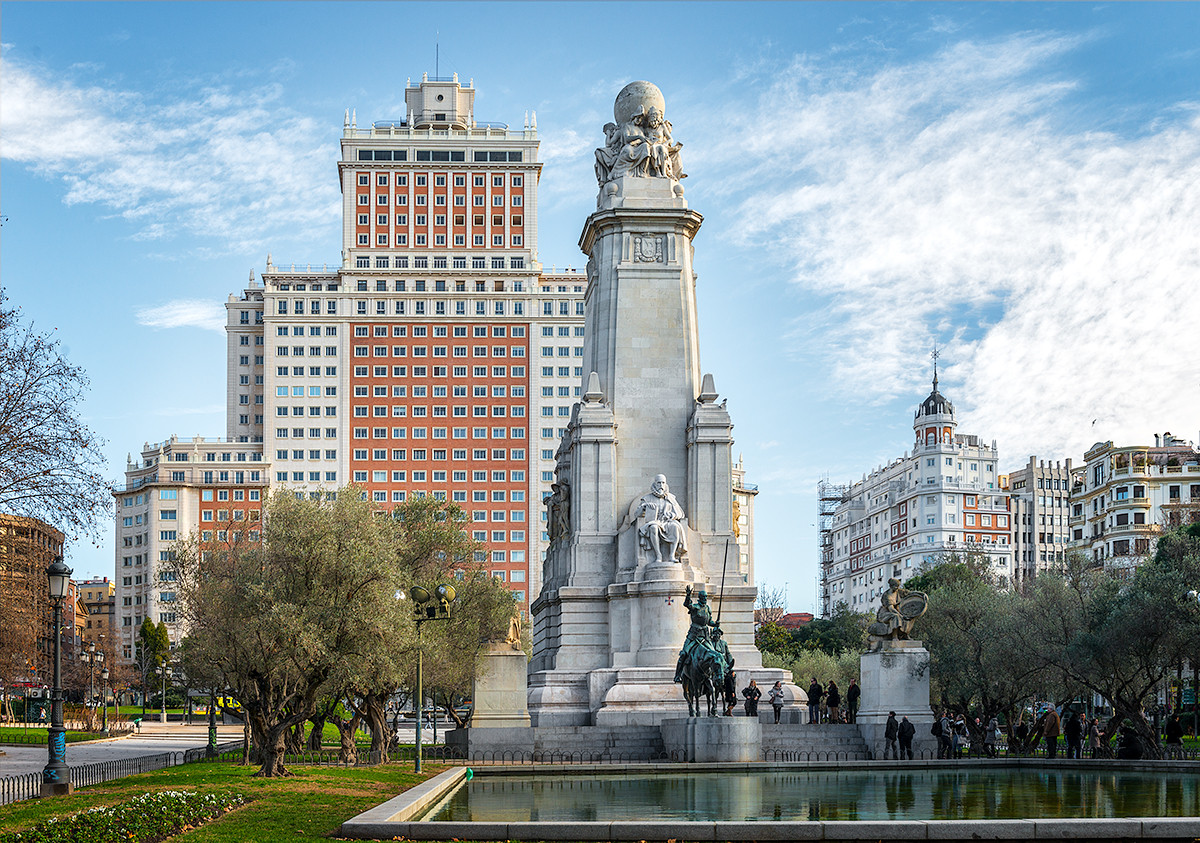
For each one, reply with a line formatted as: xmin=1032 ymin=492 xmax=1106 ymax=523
xmin=426 ymin=769 xmax=1200 ymax=822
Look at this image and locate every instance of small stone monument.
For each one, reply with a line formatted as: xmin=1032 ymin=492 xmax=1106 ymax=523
xmin=448 ymin=616 xmax=532 ymax=757
xmin=856 ymin=579 xmax=936 ymax=757
xmin=471 ymin=616 xmax=531 ymax=729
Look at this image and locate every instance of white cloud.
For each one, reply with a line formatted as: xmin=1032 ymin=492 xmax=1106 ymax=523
xmin=704 ymin=32 xmax=1200 ymax=465
xmin=136 ymin=299 xmax=226 ymax=332
xmin=0 ymin=57 xmax=339 ymax=253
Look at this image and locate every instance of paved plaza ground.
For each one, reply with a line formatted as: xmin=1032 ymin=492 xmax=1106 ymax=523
xmin=0 ymin=721 xmax=245 ymax=777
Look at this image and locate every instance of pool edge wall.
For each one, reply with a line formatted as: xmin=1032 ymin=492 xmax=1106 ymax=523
xmin=341 ymin=816 xmax=1200 ymax=841
xmin=338 ymin=761 xmax=1200 ymax=841
xmin=340 ymin=766 xmax=466 ymax=838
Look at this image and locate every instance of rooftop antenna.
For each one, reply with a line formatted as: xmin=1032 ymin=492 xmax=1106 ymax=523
xmin=436 ymin=31 xmax=439 ymax=78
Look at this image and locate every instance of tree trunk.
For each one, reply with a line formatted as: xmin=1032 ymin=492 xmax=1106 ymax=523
xmin=363 ymin=690 xmax=392 ymax=762
xmin=255 ymin=723 xmax=291 ymax=777
xmin=308 ymin=715 xmax=326 ymax=751
xmin=241 ymin=718 xmax=251 ymax=766
xmin=333 ymin=712 xmax=361 ymax=765
xmin=1111 ymin=703 xmax=1163 ymax=759
xmin=285 ymin=720 xmax=304 ymax=755
xmin=440 ymin=695 xmax=468 ymax=728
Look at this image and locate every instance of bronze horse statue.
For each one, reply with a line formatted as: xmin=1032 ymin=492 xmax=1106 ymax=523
xmin=680 ymin=644 xmax=725 ymax=717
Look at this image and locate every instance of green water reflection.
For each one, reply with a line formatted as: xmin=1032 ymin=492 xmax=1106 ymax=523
xmin=427 ymin=769 xmax=1200 ymax=822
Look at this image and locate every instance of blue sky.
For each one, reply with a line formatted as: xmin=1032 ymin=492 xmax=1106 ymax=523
xmin=3 ymin=2 xmax=1199 ymax=611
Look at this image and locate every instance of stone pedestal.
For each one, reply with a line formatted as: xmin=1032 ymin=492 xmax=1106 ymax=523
xmin=661 ymin=717 xmax=762 ymax=762
xmin=471 ymin=643 xmax=531 ymax=729
xmin=856 ymin=640 xmax=937 ymax=758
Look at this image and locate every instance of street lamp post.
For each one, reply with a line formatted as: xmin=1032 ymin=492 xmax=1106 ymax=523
xmin=100 ymin=666 xmax=110 ymax=736
xmin=206 ymin=690 xmax=218 ymax=758
xmin=160 ymin=665 xmax=172 ymax=724
xmin=41 ymin=556 xmax=73 ymax=797
xmin=408 ymin=583 xmax=455 ymax=774
xmin=86 ymin=642 xmax=96 ymax=720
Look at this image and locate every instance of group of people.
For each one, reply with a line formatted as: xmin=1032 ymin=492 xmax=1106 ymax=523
xmin=739 ymin=680 xmax=789 ymax=723
xmin=931 ymin=711 xmax=1000 ymax=759
xmin=805 ymin=677 xmax=860 ymax=724
xmin=1019 ymin=707 xmax=1112 ymax=759
xmin=882 ymin=712 xmax=919 ymax=759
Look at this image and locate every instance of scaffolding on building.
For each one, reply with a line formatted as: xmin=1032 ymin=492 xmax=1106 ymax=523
xmin=817 ymin=476 xmax=850 ymax=618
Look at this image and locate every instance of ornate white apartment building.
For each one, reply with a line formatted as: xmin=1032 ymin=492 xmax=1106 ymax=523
xmin=822 ymin=374 xmax=1012 ymax=613
xmin=1069 ymin=432 xmax=1200 ymax=569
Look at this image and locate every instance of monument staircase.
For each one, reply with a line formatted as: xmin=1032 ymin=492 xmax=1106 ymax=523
xmin=761 ymin=724 xmax=871 ymax=761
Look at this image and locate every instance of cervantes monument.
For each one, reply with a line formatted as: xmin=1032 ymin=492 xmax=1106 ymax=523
xmin=528 ymin=81 xmax=795 ymax=728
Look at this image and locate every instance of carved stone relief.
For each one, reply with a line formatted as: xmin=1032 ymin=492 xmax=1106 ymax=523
xmin=633 ymin=233 xmax=664 ymax=263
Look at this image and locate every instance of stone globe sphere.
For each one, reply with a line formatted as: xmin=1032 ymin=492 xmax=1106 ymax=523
xmin=614 ymin=81 xmax=666 ymax=125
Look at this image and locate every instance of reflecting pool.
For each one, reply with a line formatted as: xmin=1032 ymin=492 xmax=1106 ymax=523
xmin=424 ymin=769 xmax=1200 ymax=822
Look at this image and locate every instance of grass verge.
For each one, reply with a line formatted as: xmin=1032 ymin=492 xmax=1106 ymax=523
xmin=0 ymin=759 xmax=436 ymax=843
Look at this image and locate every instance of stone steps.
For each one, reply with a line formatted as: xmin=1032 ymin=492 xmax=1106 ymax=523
xmin=762 ymin=724 xmax=871 ymax=759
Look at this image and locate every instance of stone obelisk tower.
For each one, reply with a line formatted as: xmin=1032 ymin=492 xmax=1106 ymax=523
xmin=529 ymin=82 xmax=791 ymax=727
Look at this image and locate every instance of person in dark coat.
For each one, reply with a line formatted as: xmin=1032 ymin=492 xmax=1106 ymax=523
xmin=742 ymin=680 xmax=761 ymax=717
xmin=898 ymin=715 xmax=916 ymax=760
xmin=1166 ymin=714 xmax=1185 ymax=759
xmin=1116 ymin=720 xmax=1144 ymax=760
xmin=826 ymin=680 xmax=842 ymax=724
xmin=846 ymin=679 xmax=861 ymax=724
xmin=883 ymin=711 xmax=899 ymax=760
xmin=1064 ymin=711 xmax=1084 ymax=759
xmin=807 ymin=678 xmax=824 ymax=724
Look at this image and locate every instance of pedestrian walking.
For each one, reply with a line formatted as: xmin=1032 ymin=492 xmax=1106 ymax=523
xmin=898 ymin=715 xmax=915 ymax=760
xmin=826 ymin=680 xmax=842 ymax=724
xmin=1014 ymin=712 xmax=1029 ymax=753
xmin=846 ymin=679 xmax=860 ymax=724
xmin=768 ymin=681 xmax=786 ymax=724
xmin=984 ymin=715 xmax=999 ymax=758
xmin=1088 ymin=717 xmax=1102 ymax=759
xmin=1042 ymin=706 xmax=1061 ymax=759
xmin=1064 ymin=711 xmax=1083 ymax=759
xmin=742 ymin=680 xmax=761 ymax=717
xmin=807 ymin=678 xmax=824 ymax=724
xmin=1166 ymin=714 xmax=1185 ymax=760
xmin=953 ymin=714 xmax=969 ymax=758
xmin=883 ymin=711 xmax=899 ymax=760
xmin=936 ymin=711 xmax=952 ymax=759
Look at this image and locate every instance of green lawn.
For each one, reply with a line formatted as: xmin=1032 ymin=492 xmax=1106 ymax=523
xmin=0 ymin=725 xmax=108 ymax=744
xmin=0 ymin=759 xmax=435 ymax=842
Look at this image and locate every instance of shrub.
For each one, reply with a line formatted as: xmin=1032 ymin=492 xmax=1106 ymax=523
xmin=1 ymin=789 xmax=244 ymax=843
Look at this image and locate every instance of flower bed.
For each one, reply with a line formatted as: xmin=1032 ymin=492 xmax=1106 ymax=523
xmin=1 ymin=789 xmax=244 ymax=843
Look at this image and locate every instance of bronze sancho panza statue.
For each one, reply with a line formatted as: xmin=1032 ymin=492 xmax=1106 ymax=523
xmin=866 ymin=578 xmax=928 ymax=651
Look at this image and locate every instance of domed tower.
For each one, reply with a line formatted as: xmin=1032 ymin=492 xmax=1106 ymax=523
xmin=914 ymin=356 xmax=956 ymax=448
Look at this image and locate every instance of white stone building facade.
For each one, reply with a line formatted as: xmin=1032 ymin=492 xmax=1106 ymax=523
xmin=1069 ymin=433 xmax=1200 ymax=570
xmin=823 ymin=376 xmax=1012 ymax=614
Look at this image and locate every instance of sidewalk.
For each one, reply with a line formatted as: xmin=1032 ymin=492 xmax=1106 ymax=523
xmin=0 ymin=724 xmax=243 ymax=778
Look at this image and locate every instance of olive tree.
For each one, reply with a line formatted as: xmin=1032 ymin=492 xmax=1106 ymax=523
xmin=1016 ymin=526 xmax=1200 ymax=758
xmin=170 ymin=488 xmax=513 ymax=775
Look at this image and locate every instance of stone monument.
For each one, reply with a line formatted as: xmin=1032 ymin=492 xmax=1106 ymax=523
xmin=447 ymin=615 xmax=532 ymax=757
xmin=528 ymin=81 xmax=797 ymax=730
xmin=856 ymin=579 xmax=936 ymax=757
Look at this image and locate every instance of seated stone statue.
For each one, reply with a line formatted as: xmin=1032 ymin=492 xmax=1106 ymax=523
xmin=866 ymin=578 xmax=928 ymax=650
xmin=626 ymin=474 xmax=688 ymax=564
